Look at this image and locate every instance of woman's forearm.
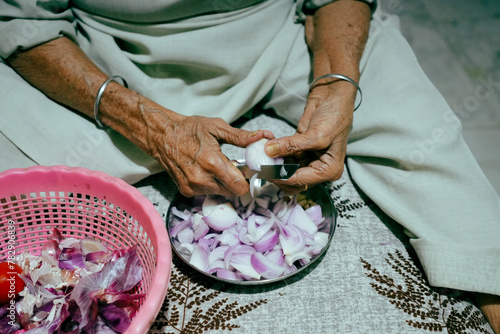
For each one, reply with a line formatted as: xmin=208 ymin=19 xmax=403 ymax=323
xmin=306 ymin=0 xmax=371 ymax=83
xmin=6 ymin=36 xmax=179 ymax=153
xmin=8 ymin=37 xmax=109 ymax=118
xmin=6 ymin=37 xmax=270 ymax=196
xmin=264 ymin=1 xmax=372 ymax=188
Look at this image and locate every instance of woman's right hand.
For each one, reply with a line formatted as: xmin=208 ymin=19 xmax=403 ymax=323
xmin=133 ymin=99 xmax=272 ymax=197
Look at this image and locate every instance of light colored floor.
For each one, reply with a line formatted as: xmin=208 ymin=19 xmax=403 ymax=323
xmin=381 ymin=0 xmax=500 ymax=195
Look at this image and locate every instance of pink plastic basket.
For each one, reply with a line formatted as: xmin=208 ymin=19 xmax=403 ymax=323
xmin=0 ymin=165 xmax=172 ymax=333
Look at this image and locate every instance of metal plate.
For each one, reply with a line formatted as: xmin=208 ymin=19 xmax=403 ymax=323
xmin=166 ymin=183 xmax=336 ymax=285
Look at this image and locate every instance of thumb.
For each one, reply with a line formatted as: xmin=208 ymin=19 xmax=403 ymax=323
xmin=217 ymin=126 xmax=274 ymax=148
xmin=265 ymin=133 xmax=312 ymax=158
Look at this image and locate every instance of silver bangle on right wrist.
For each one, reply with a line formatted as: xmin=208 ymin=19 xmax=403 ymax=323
xmin=93 ymin=75 xmax=128 ymax=128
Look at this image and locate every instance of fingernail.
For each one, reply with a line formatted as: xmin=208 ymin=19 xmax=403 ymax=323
xmin=250 ymin=130 xmax=259 ymax=137
xmin=265 ymin=142 xmax=280 ymax=157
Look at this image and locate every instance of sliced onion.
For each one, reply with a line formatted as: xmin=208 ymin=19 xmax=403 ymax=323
xmin=265 ymin=249 xmax=285 ymax=267
xmin=284 ymin=251 xmax=311 ymax=267
xmin=202 ymin=202 xmax=238 ymax=231
xmin=201 ymin=195 xmax=221 ymax=216
xmin=287 ymin=204 xmax=318 ymax=235
xmin=238 ymin=226 xmax=252 ymax=246
xmin=170 ymin=206 xmax=192 ymax=221
xmin=189 ymin=244 xmax=209 ymax=272
xmin=305 ymin=204 xmax=323 ymax=223
xmin=193 ymin=221 xmax=209 ymax=241
xmin=177 ymin=228 xmax=194 ymax=244
xmin=273 ymin=198 xmax=293 ymax=221
xmin=314 ymin=232 xmax=329 ymax=249
xmin=246 ymin=214 xmax=257 ymax=237
xmin=198 ymin=238 xmax=214 ymax=253
xmin=216 ymin=269 xmax=241 ymax=281
xmin=170 ymin=218 xmax=191 ymax=238
xmin=170 ymin=183 xmax=330 ymax=282
xmin=239 ymin=192 xmax=253 ymax=207
xmin=191 ymin=213 xmax=205 ymax=230
xmin=249 ymin=174 xmax=258 ymax=198
xmin=250 ymin=252 xmax=284 ymax=279
xmin=207 ymin=260 xmax=225 ymax=274
xmin=252 ymin=229 xmax=279 ymax=253
xmin=223 ymin=244 xmax=255 ymax=270
xmin=254 ymin=214 xmax=269 ymax=225
xmin=279 ymin=225 xmax=305 ymax=257
xmin=242 ymin=196 xmax=256 ymax=219
xmin=217 ymin=228 xmax=240 ymax=247
xmin=177 ymin=243 xmax=194 ymax=257
xmin=208 ymin=245 xmax=229 ymax=265
xmin=255 ymin=196 xmax=271 ymax=209
xmin=259 ymin=183 xmax=279 ymax=202
xmin=228 ymin=252 xmax=260 ymax=280
xmin=246 ymin=219 xmax=274 ymax=244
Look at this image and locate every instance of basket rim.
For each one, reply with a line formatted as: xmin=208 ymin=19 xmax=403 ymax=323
xmin=0 ymin=165 xmax=172 ymax=334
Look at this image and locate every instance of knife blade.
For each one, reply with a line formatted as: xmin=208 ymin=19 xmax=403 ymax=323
xmin=236 ymin=163 xmax=300 ymax=180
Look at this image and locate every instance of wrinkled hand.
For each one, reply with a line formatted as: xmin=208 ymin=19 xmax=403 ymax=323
xmin=265 ymin=84 xmax=356 ymax=193
xmin=139 ymin=104 xmax=272 ymax=197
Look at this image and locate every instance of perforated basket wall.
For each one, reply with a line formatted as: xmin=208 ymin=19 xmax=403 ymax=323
xmin=0 ymin=166 xmax=171 ymax=334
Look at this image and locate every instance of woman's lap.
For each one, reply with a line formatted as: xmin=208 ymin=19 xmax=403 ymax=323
xmin=268 ymin=10 xmax=500 ymax=295
xmin=348 ymin=12 xmax=500 ymax=295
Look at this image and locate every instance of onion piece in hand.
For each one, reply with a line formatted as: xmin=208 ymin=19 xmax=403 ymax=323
xmin=245 ymin=138 xmax=283 ymax=171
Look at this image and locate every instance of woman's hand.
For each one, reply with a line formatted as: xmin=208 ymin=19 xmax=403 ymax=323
xmin=265 ymin=82 xmax=355 ymax=194
xmin=137 ymin=101 xmax=272 ymax=197
xmin=264 ymin=0 xmax=371 ymax=194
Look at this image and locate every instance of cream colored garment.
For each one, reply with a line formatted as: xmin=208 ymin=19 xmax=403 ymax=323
xmin=254 ymin=10 xmax=500 ymax=295
xmin=348 ymin=14 xmax=500 ymax=296
xmin=73 ymin=0 xmax=301 ymax=122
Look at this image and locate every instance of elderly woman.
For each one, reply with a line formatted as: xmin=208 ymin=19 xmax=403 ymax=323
xmin=0 ymin=0 xmax=499 ymax=331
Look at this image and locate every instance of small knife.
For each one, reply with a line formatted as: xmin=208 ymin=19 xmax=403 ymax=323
xmin=235 ymin=162 xmax=300 ymax=180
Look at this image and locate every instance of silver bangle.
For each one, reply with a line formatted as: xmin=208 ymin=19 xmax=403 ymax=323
xmin=93 ymin=75 xmax=128 ymax=128
xmin=309 ymin=73 xmax=363 ymax=111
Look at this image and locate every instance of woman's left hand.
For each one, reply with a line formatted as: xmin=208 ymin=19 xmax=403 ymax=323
xmin=264 ymin=0 xmax=371 ymax=194
xmin=264 ymin=82 xmax=356 ymax=194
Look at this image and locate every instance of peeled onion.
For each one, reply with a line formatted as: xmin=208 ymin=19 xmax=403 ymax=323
xmin=245 ymin=139 xmax=284 ymax=171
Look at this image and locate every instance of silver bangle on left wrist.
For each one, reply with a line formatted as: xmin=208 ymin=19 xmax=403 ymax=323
xmin=309 ymin=73 xmax=362 ymax=111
